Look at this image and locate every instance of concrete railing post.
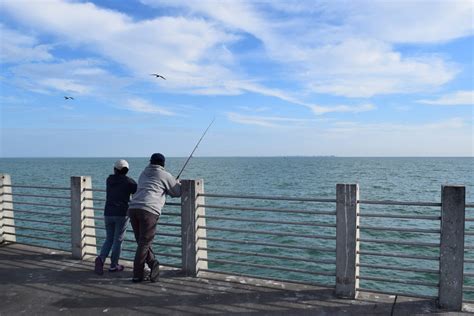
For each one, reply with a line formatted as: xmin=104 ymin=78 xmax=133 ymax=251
xmin=0 ymin=174 xmax=15 ymax=243
xmin=70 ymin=176 xmax=97 ymax=259
xmin=439 ymin=185 xmax=465 ymax=310
xmin=335 ymin=183 xmax=359 ymax=298
xmin=181 ymin=179 xmax=208 ymax=277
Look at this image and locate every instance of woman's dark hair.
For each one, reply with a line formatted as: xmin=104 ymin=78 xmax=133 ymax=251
xmin=114 ymin=167 xmax=129 ymax=175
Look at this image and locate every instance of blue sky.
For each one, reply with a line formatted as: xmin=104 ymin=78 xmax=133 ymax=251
xmin=0 ymin=0 xmax=473 ymax=157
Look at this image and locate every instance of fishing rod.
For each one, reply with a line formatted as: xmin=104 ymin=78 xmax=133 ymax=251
xmin=176 ymin=118 xmax=215 ymax=179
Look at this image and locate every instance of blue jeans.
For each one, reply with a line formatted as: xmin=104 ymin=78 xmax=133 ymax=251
xmin=99 ymin=216 xmax=129 ymax=267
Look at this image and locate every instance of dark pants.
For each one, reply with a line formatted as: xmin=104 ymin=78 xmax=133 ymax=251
xmin=129 ymin=209 xmax=159 ymax=279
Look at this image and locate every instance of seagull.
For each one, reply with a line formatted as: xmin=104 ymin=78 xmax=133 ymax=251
xmin=64 ymin=96 xmax=74 ymax=100
xmin=150 ymin=73 xmax=166 ymax=80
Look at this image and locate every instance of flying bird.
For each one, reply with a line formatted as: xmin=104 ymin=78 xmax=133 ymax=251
xmin=64 ymin=96 xmax=74 ymax=100
xmin=150 ymin=73 xmax=166 ymax=80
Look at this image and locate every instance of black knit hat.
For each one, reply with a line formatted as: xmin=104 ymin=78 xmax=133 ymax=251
xmin=150 ymin=153 xmax=165 ymax=166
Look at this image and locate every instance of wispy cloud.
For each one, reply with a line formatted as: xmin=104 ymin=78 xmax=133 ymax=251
xmin=0 ymin=24 xmax=52 ymax=63
xmin=227 ymin=112 xmax=323 ymax=127
xmin=310 ymin=103 xmax=376 ymax=115
xmin=2 ymin=0 xmax=468 ymax=102
xmin=418 ymin=90 xmax=473 ymax=105
xmin=124 ymin=98 xmax=176 ymax=116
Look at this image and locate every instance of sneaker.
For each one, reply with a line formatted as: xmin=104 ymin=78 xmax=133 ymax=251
xmin=94 ymin=256 xmax=104 ymax=275
xmin=149 ymin=260 xmax=160 ymax=283
xmin=109 ymin=264 xmax=124 ymax=272
xmin=131 ymin=275 xmax=150 ymax=283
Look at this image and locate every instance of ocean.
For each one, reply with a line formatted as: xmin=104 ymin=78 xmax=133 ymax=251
xmin=1 ymin=157 xmax=473 ymax=298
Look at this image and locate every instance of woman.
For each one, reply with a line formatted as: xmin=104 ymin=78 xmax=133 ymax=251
xmin=95 ymin=159 xmax=137 ymax=275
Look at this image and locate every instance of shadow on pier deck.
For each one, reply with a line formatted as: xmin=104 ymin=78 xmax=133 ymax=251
xmin=0 ymin=243 xmax=468 ymax=315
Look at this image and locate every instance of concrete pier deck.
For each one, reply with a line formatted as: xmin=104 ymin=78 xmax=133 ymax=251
xmin=0 ymin=243 xmax=469 ymax=315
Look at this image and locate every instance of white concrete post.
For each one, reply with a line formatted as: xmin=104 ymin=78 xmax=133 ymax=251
xmin=70 ymin=176 xmax=97 ymax=259
xmin=335 ymin=183 xmax=359 ymax=298
xmin=0 ymin=174 xmax=15 ymax=243
xmin=439 ymin=185 xmax=465 ymax=311
xmin=181 ymin=179 xmax=208 ymax=277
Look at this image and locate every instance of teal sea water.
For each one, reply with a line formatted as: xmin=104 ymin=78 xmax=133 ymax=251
xmin=1 ymin=157 xmax=474 ymax=297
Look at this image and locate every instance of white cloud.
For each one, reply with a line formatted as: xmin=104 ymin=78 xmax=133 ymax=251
xmin=41 ymin=78 xmax=90 ymax=94
xmin=10 ymin=59 xmax=131 ymax=96
xmin=0 ymin=24 xmax=52 ymax=63
xmin=142 ymin=0 xmax=464 ymax=97
xmin=124 ymin=98 xmax=175 ymax=116
xmin=227 ymin=112 xmax=323 ymax=127
xmin=1 ymin=0 xmax=470 ymax=107
xmin=0 ymin=0 xmax=240 ymax=96
xmin=310 ymin=103 xmax=376 ymax=115
xmin=418 ymin=91 xmax=474 ymax=105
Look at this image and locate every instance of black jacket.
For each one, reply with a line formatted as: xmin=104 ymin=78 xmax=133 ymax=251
xmin=104 ymin=174 xmax=137 ymax=216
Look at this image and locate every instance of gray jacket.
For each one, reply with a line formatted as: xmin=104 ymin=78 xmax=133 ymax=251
xmin=128 ymin=164 xmax=181 ymax=216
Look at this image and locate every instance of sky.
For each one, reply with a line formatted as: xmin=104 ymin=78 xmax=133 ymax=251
xmin=0 ymin=0 xmax=473 ymax=157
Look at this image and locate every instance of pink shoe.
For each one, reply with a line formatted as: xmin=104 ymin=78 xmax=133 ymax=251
xmin=109 ymin=264 xmax=124 ymax=272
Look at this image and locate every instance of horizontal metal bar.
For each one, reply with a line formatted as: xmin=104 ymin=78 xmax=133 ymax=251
xmin=85 ymin=188 xmax=106 ymax=192
xmin=13 ymin=201 xmax=69 ymax=209
xmin=201 ymin=214 xmax=336 ymax=228
xmin=464 ymin=286 xmax=474 ymax=291
xmin=201 ymin=204 xmax=336 ymax=216
xmin=466 ymin=231 xmax=474 ymax=236
xmin=84 ymin=207 xmax=103 ymax=212
xmin=5 ymin=224 xmax=70 ymax=236
xmin=199 ymin=268 xmax=334 ymax=289
xmin=464 ymin=272 xmax=474 ymax=277
xmin=202 ymin=236 xmax=336 ymax=253
xmin=3 ymin=216 xmax=70 ymax=227
xmin=466 ymin=203 xmax=474 ymax=208
xmin=122 ymin=248 xmax=182 ymax=259
xmin=358 ymin=225 xmax=440 ymax=234
xmin=202 ymin=225 xmax=336 ymax=240
xmin=164 ymin=212 xmax=181 ymax=217
xmin=4 ymin=232 xmax=69 ymax=244
xmin=466 ymin=218 xmax=474 ymax=222
xmin=359 ymin=199 xmax=441 ymax=207
xmin=464 ymin=246 xmax=474 ymax=250
xmin=200 ymin=247 xmax=336 ymax=265
xmin=464 ymin=299 xmax=474 ymax=304
xmin=5 ymin=184 xmax=70 ymax=191
xmin=3 ymin=208 xmax=70 ymax=218
xmin=87 ymin=197 xmax=105 ymax=202
xmin=356 ymin=287 xmax=437 ymax=300
xmin=465 ymin=259 xmax=474 ymax=264
xmin=165 ymin=202 xmax=181 ymax=206
xmin=3 ymin=192 xmax=70 ymax=200
xmin=158 ymin=222 xmax=181 ymax=228
xmin=358 ymin=250 xmax=439 ymax=261
xmin=358 ymin=238 xmax=439 ymax=248
xmin=201 ymin=258 xmax=335 ymax=277
xmin=359 ymin=212 xmax=440 ymax=220
xmin=157 ymin=232 xmax=182 ymax=238
xmin=200 ymin=193 xmax=336 ymax=203
xmin=84 ymin=216 xmax=103 ymax=221
xmin=123 ymin=239 xmax=181 ymax=249
xmin=358 ymin=263 xmax=439 ymax=274
xmin=357 ymin=275 xmax=438 ymax=287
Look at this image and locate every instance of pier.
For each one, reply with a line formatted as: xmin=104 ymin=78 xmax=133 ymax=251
xmin=1 ymin=173 xmax=473 ymax=314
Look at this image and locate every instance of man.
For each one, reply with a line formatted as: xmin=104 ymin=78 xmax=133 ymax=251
xmin=128 ymin=153 xmax=181 ymax=282
xmin=95 ymin=159 xmax=137 ymax=275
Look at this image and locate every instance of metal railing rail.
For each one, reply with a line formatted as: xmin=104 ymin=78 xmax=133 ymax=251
xmin=201 ymin=193 xmax=336 ymax=203
xmin=3 ymin=184 xmax=70 ymax=191
xmin=201 ymin=203 xmax=336 ymax=216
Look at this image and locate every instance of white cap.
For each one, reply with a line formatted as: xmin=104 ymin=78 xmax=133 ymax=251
xmin=114 ymin=159 xmax=129 ymax=170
